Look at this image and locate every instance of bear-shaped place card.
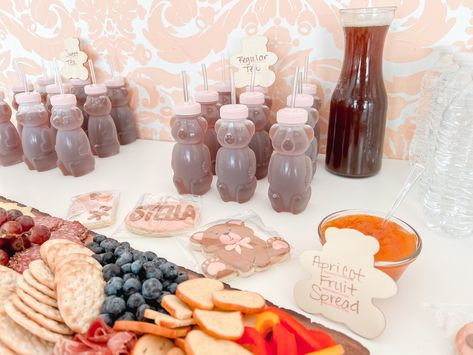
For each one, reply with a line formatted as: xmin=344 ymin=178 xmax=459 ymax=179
xmin=294 ymin=227 xmax=397 ymax=339
xmin=60 ymin=37 xmax=89 ymax=80
xmin=230 ymin=36 xmax=278 ymax=88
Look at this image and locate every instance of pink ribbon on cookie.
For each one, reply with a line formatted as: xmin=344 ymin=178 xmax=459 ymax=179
xmin=223 ymin=236 xmax=253 ymax=254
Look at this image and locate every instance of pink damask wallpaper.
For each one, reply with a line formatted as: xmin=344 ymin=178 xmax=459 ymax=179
xmin=0 ymin=0 xmax=471 ymax=159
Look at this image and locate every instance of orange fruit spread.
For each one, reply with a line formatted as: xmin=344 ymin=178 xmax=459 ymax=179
xmin=322 ymin=214 xmax=417 ymax=262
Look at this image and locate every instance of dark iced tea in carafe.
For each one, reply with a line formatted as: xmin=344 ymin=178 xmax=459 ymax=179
xmin=326 ymin=7 xmax=395 ymax=177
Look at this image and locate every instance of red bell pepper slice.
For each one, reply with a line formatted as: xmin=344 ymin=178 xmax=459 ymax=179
xmin=236 ymin=326 xmax=269 ymax=355
xmin=273 ymin=323 xmax=298 ymax=355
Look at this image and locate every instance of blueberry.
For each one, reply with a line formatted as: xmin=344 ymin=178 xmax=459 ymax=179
xmin=121 ymin=263 xmax=132 ymax=274
xmin=105 ymin=277 xmax=124 ymax=296
xmin=102 ymin=296 xmax=126 ymax=316
xmin=114 ymin=244 xmax=131 ymax=257
xmin=132 ymin=251 xmax=146 ymax=261
xmin=162 ymin=280 xmax=171 ymax=290
xmin=123 ymin=278 xmax=141 ymax=296
xmin=100 ymin=238 xmax=119 ymax=252
xmin=142 ymin=278 xmax=162 ymax=300
xmin=118 ymin=311 xmax=136 ymax=321
xmin=92 ymin=254 xmax=104 ymax=264
xmin=175 ymin=272 xmax=188 ymax=284
xmin=159 ymin=262 xmax=179 ymax=280
xmin=102 ymin=264 xmax=121 ymax=281
xmin=102 ymin=251 xmax=115 ymax=265
xmin=116 ymin=251 xmax=133 ymax=267
xmin=126 ymin=292 xmax=145 ymax=311
xmin=131 ymin=259 xmax=143 ymax=274
xmin=152 ymin=257 xmax=167 ymax=266
xmin=144 ymin=251 xmax=157 ymax=261
xmin=99 ymin=313 xmax=115 ymax=327
xmin=157 ymin=291 xmax=171 ymax=304
xmin=86 ymin=242 xmax=99 ymax=249
xmin=123 ymin=273 xmax=139 ymax=282
xmin=88 ymin=243 xmax=104 ymax=254
xmin=136 ymin=304 xmax=150 ymax=321
xmin=93 ymin=234 xmax=107 ymax=244
xmin=167 ymin=283 xmax=178 ymax=294
xmin=143 ymin=262 xmax=163 ymax=280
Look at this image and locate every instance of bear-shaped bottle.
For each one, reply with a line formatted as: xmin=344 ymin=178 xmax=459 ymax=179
xmin=171 ymin=101 xmax=212 ymax=195
xmin=245 ymin=86 xmax=273 ymax=133
xmin=301 ymin=83 xmax=322 ymax=110
xmin=36 ymin=76 xmax=54 ymax=105
xmin=105 ymin=77 xmax=137 ymax=145
xmin=84 ymin=84 xmax=120 ymax=158
xmin=268 ymin=107 xmax=314 ymax=214
xmin=45 ymin=83 xmax=72 ymax=119
xmin=70 ymin=78 xmax=91 ymax=134
xmin=195 ymin=90 xmax=220 ymax=175
xmin=215 ymin=104 xmax=256 ymax=203
xmin=240 ymin=91 xmax=272 ymax=179
xmin=12 ymin=82 xmax=34 ymax=136
xmin=215 ymin=81 xmax=231 ymax=107
xmin=287 ymin=94 xmax=320 ymax=177
xmin=50 ymin=94 xmax=95 ymax=177
xmin=0 ymin=91 xmax=23 ymax=166
xmin=16 ymin=91 xmax=57 ymax=172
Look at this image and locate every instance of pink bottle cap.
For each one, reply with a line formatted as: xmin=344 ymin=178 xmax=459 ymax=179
xmin=70 ymin=78 xmax=91 ymax=86
xmin=51 ymin=93 xmax=77 ymax=106
xmin=195 ymin=90 xmax=218 ymax=103
xmin=46 ymin=83 xmax=72 ymax=94
xmin=286 ymin=94 xmax=314 ymax=108
xmin=173 ymin=101 xmax=201 ymax=116
xmin=84 ymin=84 xmax=107 ymax=95
xmin=12 ymin=82 xmax=34 ymax=92
xmin=36 ymin=76 xmax=55 ymax=87
xmin=215 ymin=81 xmax=231 ymax=92
xmin=240 ymin=91 xmax=264 ymax=105
xmin=276 ymin=107 xmax=308 ymax=125
xmin=220 ymin=104 xmax=248 ymax=120
xmin=16 ymin=91 xmax=41 ymax=104
xmin=301 ymin=83 xmax=317 ymax=96
xmin=245 ymin=85 xmax=268 ymax=94
xmin=104 ymin=77 xmax=125 ymax=88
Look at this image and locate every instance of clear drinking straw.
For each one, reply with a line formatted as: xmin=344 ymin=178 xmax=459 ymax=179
xmin=181 ymin=71 xmax=189 ymax=103
xmin=221 ymin=54 xmax=226 ymax=83
xmin=53 ymin=59 xmax=64 ymax=95
xmin=304 ymin=56 xmax=309 ymax=83
xmin=41 ymin=59 xmax=48 ymax=79
xmin=14 ymin=59 xmax=28 ymax=93
xmin=88 ymin=59 xmax=97 ymax=85
xmin=230 ymin=69 xmax=236 ymax=105
xmin=290 ymin=67 xmax=299 ymax=108
xmin=298 ymin=71 xmax=303 ymax=95
xmin=201 ymin=64 xmax=208 ymax=91
xmin=250 ymin=63 xmax=256 ymax=92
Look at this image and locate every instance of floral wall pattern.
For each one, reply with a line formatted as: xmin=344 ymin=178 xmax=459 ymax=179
xmin=0 ymin=0 xmax=471 ymax=159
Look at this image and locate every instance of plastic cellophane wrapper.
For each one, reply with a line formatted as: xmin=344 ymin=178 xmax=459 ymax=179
xmin=181 ymin=210 xmax=291 ymax=281
xmin=66 ymin=190 xmax=120 ymax=229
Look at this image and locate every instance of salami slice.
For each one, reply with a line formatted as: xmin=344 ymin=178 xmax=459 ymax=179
xmin=56 ymin=221 xmax=87 ymax=241
xmin=8 ymin=245 xmax=41 ymax=273
xmin=34 ymin=216 xmax=64 ymax=231
xmin=50 ymin=231 xmax=82 ymax=244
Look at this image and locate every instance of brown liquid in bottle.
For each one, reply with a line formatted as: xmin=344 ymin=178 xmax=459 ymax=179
xmin=326 ymin=24 xmax=389 ymax=177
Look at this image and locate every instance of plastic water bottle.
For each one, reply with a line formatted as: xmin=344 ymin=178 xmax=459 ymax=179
xmin=423 ymin=77 xmax=473 ymax=238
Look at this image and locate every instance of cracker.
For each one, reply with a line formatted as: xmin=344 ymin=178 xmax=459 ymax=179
xmin=56 ymin=263 xmax=105 ymax=333
xmin=4 ymin=301 xmax=66 ymax=343
xmin=51 ymin=243 xmax=93 ymax=272
xmin=17 ymin=277 xmax=58 ymax=308
xmin=23 ymin=269 xmax=56 ymax=298
xmin=54 ymin=259 xmax=100 ymax=285
xmin=16 ymin=287 xmax=63 ymax=322
xmin=0 ymin=309 xmax=54 ymax=355
xmin=40 ymin=239 xmax=75 ymax=264
xmin=0 ymin=265 xmax=19 ymax=305
xmin=55 ymin=253 xmax=101 ymax=274
xmin=11 ymin=294 xmax=72 ymax=335
xmin=0 ymin=339 xmax=15 ymax=355
xmin=29 ymin=259 xmax=55 ymax=290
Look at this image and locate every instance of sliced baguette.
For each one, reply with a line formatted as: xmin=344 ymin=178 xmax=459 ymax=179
xmin=131 ymin=334 xmax=174 ymax=355
xmin=174 ymin=337 xmax=186 ymax=352
xmin=176 ymin=279 xmax=224 ymax=310
xmin=185 ymin=330 xmax=251 ymax=355
xmin=212 ymin=290 xmax=265 ymax=314
xmin=114 ymin=320 xmax=191 ymax=339
xmin=166 ymin=347 xmax=186 ymax=355
xmin=162 ymin=295 xmax=193 ymax=320
xmin=144 ymin=309 xmax=195 ymax=328
xmin=193 ymin=309 xmax=243 ymax=340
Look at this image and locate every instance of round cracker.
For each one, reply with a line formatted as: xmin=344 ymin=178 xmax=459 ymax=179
xmin=0 ymin=266 xmax=19 ymax=306
xmin=57 ymin=263 xmax=105 ymax=333
xmin=0 ymin=339 xmax=15 ymax=355
xmin=29 ymin=260 xmax=54 ymax=290
xmin=17 ymin=277 xmax=57 ymax=308
xmin=55 ymin=252 xmax=102 ymax=273
xmin=16 ymin=288 xmax=63 ymax=322
xmin=40 ymin=239 xmax=75 ymax=264
xmin=4 ymin=301 xmax=66 ymax=343
xmin=54 ymin=259 xmax=101 ymax=285
xmin=23 ymin=269 xmax=56 ymax=298
xmin=0 ymin=309 xmax=54 ymax=355
xmin=11 ymin=294 xmax=72 ymax=335
xmin=51 ymin=244 xmax=93 ymax=272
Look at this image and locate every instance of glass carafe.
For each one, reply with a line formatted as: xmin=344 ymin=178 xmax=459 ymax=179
xmin=326 ymin=7 xmax=396 ymax=178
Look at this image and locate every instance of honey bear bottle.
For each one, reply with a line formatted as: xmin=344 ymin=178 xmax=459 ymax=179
xmin=215 ymin=104 xmax=256 ymax=203
xmin=171 ymin=101 xmax=212 ymax=195
xmin=84 ymin=84 xmax=120 ymax=158
xmin=45 ymin=83 xmax=72 ymax=119
xmin=70 ymin=78 xmax=91 ymax=134
xmin=16 ymin=91 xmax=57 ymax=172
xmin=50 ymin=94 xmax=95 ymax=177
xmin=195 ymin=90 xmax=220 ymax=175
xmin=0 ymin=91 xmax=23 ymax=166
xmin=301 ymin=83 xmax=322 ymax=110
xmin=105 ymin=77 xmax=137 ymax=145
xmin=268 ymin=108 xmax=314 ymax=214
xmin=287 ymin=94 xmax=320 ymax=177
xmin=36 ymin=76 xmax=54 ymax=105
xmin=240 ymin=91 xmax=272 ymax=179
xmin=12 ymin=82 xmax=34 ymax=135
xmin=215 ymin=81 xmax=232 ymax=107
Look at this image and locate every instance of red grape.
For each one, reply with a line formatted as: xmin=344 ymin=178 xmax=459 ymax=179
xmin=0 ymin=249 xmax=9 ymax=266
xmin=0 ymin=208 xmax=6 ymax=226
xmin=28 ymin=225 xmax=50 ymax=245
xmin=9 ymin=235 xmax=29 ymax=252
xmin=16 ymin=215 xmax=34 ymax=232
xmin=0 ymin=221 xmax=23 ymax=235
xmin=6 ymin=209 xmax=22 ymax=221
